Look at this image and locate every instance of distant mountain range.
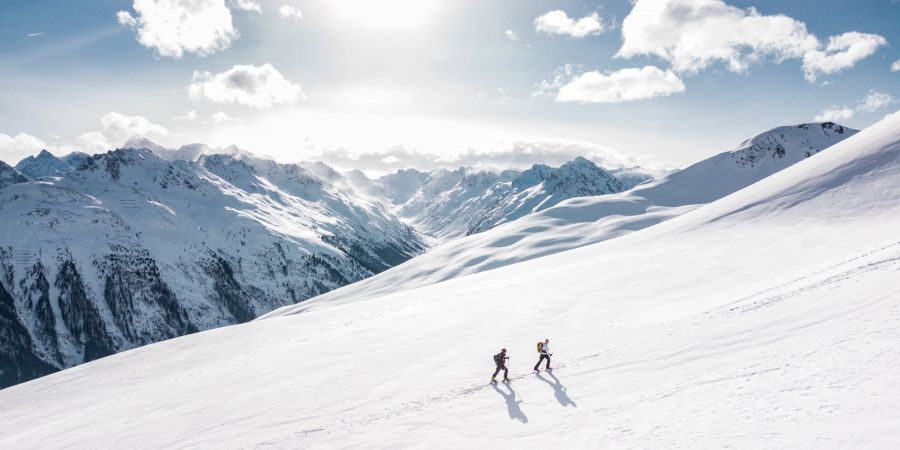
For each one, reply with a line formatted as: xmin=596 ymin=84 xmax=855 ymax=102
xmin=365 ymin=156 xmax=649 ymax=239
xmin=267 ymin=122 xmax=859 ymax=311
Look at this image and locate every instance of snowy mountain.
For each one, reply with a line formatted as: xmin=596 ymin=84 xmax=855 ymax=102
xmin=273 ymin=122 xmax=858 ymax=307
xmin=14 ymin=150 xmax=73 ymax=178
xmin=381 ymin=157 xmax=629 ymax=239
xmin=11 ymin=149 xmax=91 ymax=180
xmin=0 ymin=147 xmax=426 ymax=389
xmin=608 ymin=166 xmax=656 ymax=190
xmin=0 ymin=161 xmax=28 ymax=189
xmin=1 ymin=114 xmax=897 ymax=448
xmin=59 ymin=151 xmax=90 ymax=170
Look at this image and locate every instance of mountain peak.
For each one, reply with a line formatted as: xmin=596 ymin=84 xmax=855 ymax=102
xmin=124 ymin=137 xmax=167 ymax=153
xmin=14 ymin=149 xmax=71 ymax=178
xmin=543 ymin=157 xmax=623 ymax=196
xmin=74 ymin=148 xmax=163 ymax=182
xmin=728 ymin=121 xmax=859 ymax=169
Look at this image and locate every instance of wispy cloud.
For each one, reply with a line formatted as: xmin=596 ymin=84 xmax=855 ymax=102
xmin=2 ymin=26 xmax=121 ymax=75
xmin=27 ymin=32 xmax=47 ymax=38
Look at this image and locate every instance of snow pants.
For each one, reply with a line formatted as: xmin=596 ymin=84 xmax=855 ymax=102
xmin=534 ymin=353 xmax=550 ymax=371
xmin=492 ymin=364 xmax=508 ymax=379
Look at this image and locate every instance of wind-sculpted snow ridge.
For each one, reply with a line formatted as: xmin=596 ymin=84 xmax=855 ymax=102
xmin=267 ymin=122 xmax=859 ymax=313
xmin=0 ymin=114 xmax=897 ymax=448
xmin=0 ymin=147 xmax=426 ymax=389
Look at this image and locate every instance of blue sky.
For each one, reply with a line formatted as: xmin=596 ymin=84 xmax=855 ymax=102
xmin=1 ymin=0 xmax=898 ymax=172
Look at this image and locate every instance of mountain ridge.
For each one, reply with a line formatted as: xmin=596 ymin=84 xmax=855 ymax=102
xmin=0 ymin=146 xmax=427 ymax=388
xmin=266 ymin=121 xmax=859 ymax=314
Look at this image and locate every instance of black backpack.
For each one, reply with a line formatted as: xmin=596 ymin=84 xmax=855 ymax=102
xmin=493 ymin=353 xmax=503 ymax=365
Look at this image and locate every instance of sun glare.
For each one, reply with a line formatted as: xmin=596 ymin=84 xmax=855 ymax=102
xmin=328 ymin=0 xmax=442 ymax=31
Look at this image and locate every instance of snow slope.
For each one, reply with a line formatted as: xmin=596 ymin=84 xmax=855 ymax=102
xmin=0 ymin=115 xmax=897 ymax=447
xmin=269 ymin=122 xmax=858 ymax=309
xmin=0 ymin=161 xmax=28 ymax=189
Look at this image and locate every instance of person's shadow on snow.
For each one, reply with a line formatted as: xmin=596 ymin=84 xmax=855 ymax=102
xmin=536 ymin=371 xmax=577 ymax=407
xmin=492 ymin=383 xmax=528 ymax=423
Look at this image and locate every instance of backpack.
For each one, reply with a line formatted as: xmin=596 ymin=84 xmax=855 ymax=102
xmin=537 ymin=342 xmax=543 ymax=353
xmin=493 ymin=353 xmax=503 ymax=365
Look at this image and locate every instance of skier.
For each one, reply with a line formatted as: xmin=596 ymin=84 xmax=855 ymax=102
xmin=533 ymin=338 xmax=552 ymax=372
xmin=491 ymin=348 xmax=510 ymax=383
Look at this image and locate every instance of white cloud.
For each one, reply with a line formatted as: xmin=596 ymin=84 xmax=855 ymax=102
xmin=534 ymin=10 xmax=606 ymax=38
xmin=116 ymin=10 xmax=137 ymax=27
xmin=278 ymin=5 xmax=303 ymax=20
xmin=815 ymin=90 xmax=894 ymax=122
xmin=891 ymin=60 xmax=900 ymax=72
xmin=188 ymin=63 xmax=305 ymax=108
xmin=617 ymin=0 xmax=886 ymax=81
xmin=173 ymin=110 xmax=198 ymax=121
xmin=814 ymin=107 xmax=855 ymax=123
xmin=230 ymin=0 xmax=260 ymax=13
xmin=2 ymin=113 xmax=174 ymax=163
xmin=78 ymin=112 xmax=170 ymax=152
xmin=802 ymin=32 xmax=887 ymax=81
xmin=116 ymin=0 xmax=238 ymax=59
xmin=212 ymin=111 xmax=237 ymax=122
xmin=504 ymin=30 xmax=518 ymax=41
xmin=554 ymin=66 xmax=686 ymax=103
xmin=857 ymin=90 xmax=893 ymax=113
xmin=0 ymin=132 xmax=49 ymax=164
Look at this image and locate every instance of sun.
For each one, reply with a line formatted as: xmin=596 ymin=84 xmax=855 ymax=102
xmin=327 ymin=0 xmax=442 ymax=31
